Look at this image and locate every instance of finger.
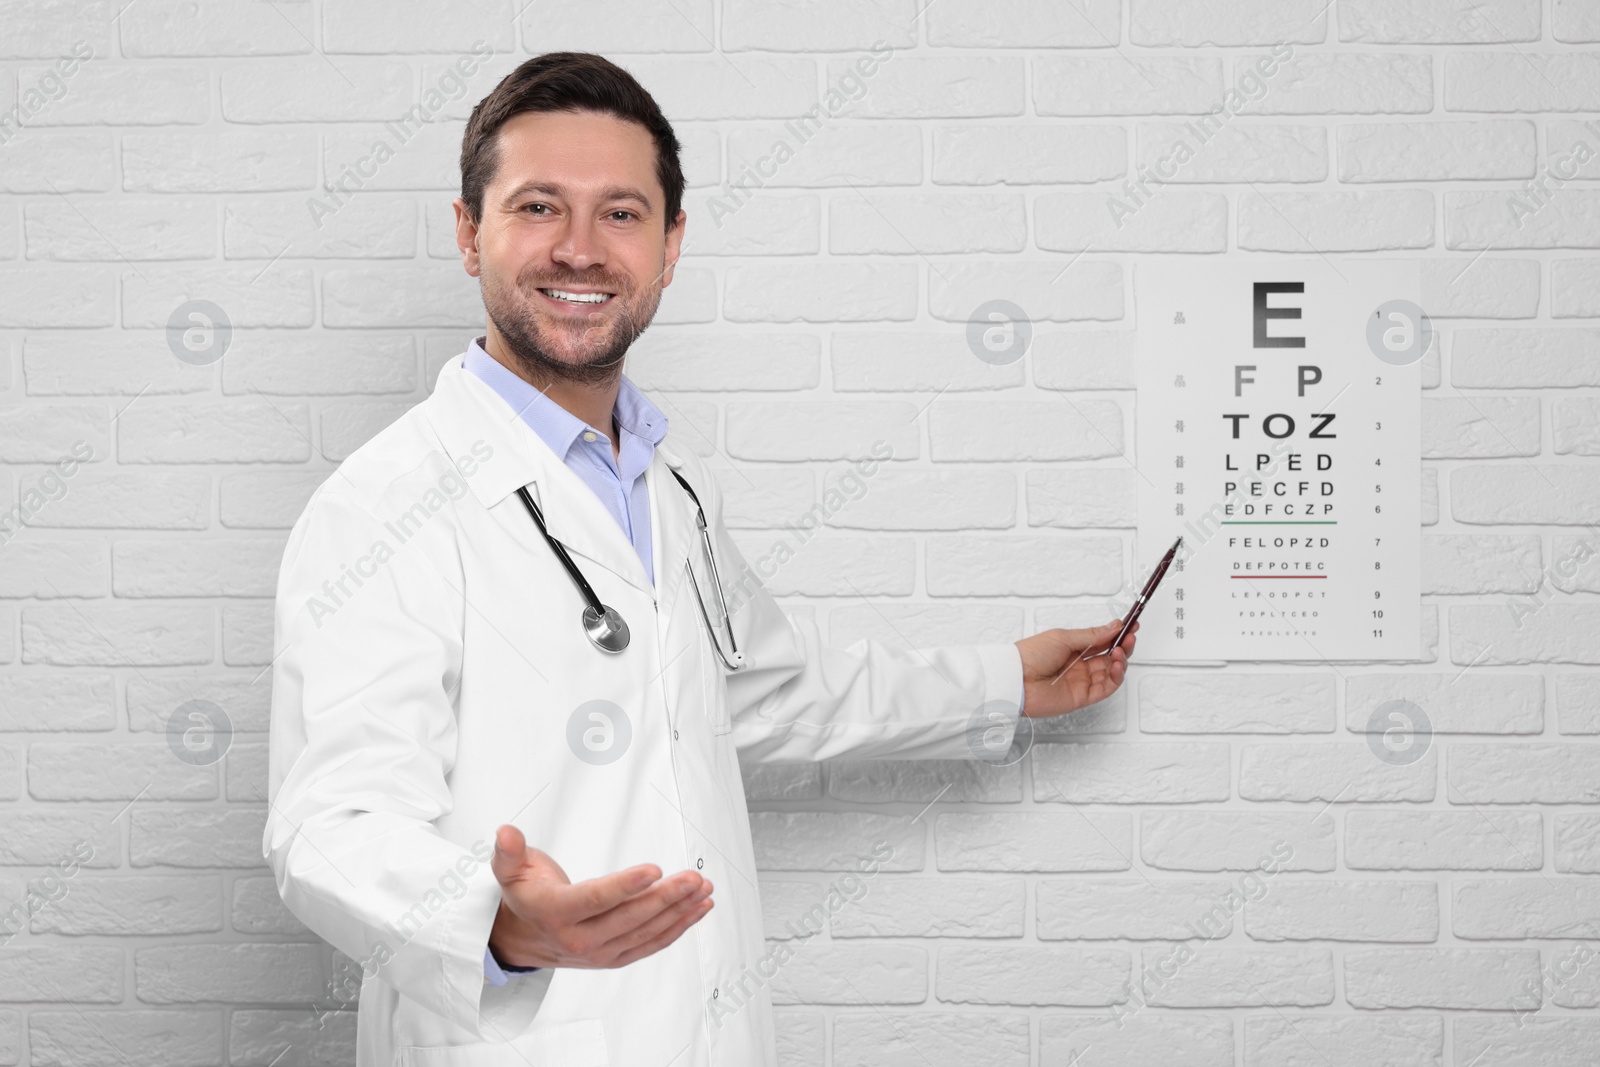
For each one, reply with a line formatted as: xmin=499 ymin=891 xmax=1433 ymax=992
xmin=553 ymin=864 xmax=667 ymax=923
xmin=1049 ymin=629 xmax=1110 ymax=686
xmin=578 ymin=870 xmax=705 ymax=941
xmin=1093 ymin=621 xmax=1127 ymax=657
xmin=1061 ymin=621 xmax=1122 ymax=656
xmin=609 ymin=898 xmax=714 ymax=968
xmin=592 ymin=879 xmax=713 ymax=961
xmin=490 ymin=824 xmax=531 ymax=887
xmin=1049 ymin=626 xmax=1118 ymax=682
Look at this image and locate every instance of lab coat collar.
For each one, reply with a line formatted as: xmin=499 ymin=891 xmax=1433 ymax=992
xmin=422 ymin=352 xmax=694 ymax=600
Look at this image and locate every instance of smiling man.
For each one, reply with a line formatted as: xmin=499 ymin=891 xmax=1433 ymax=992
xmin=265 ymin=51 xmax=1136 ymax=1067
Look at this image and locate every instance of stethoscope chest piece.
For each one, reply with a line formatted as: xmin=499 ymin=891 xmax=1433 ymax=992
xmin=584 ymin=604 xmax=629 ymax=653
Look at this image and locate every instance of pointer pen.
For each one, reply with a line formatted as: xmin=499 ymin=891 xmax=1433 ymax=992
xmin=1087 ymin=535 xmax=1183 ymax=658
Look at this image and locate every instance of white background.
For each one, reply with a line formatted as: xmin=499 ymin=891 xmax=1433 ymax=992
xmin=1 ymin=1 xmax=1599 ymax=1065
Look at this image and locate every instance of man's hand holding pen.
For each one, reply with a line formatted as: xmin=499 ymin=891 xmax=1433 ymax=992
xmin=1014 ymin=619 xmax=1139 ymax=718
xmin=1013 ymin=535 xmax=1177 ymax=718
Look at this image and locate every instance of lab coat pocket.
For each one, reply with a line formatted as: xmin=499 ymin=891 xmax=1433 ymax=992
xmin=398 ymin=1018 xmax=609 ymax=1067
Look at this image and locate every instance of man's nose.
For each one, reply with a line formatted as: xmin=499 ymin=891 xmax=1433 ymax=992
xmin=551 ymin=216 xmax=605 ymax=272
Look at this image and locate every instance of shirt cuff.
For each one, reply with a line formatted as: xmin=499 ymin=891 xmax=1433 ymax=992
xmin=1017 ymin=641 xmax=1026 ymax=715
xmin=484 ymin=945 xmax=540 ymax=984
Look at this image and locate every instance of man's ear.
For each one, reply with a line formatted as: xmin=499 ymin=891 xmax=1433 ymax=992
xmin=453 ymin=197 xmax=481 ymax=277
xmin=660 ymin=209 xmax=687 ymax=288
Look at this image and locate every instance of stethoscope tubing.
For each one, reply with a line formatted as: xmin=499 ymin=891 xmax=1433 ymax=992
xmin=515 ymin=484 xmax=632 ymax=653
xmin=515 ymin=470 xmax=745 ymax=669
xmin=515 ymin=484 xmax=604 ymax=612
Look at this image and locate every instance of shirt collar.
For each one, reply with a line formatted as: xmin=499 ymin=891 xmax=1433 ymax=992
xmin=462 ymin=335 xmax=668 ymax=462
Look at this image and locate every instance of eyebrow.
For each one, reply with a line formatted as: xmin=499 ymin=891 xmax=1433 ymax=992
xmin=499 ymin=180 xmax=655 ymax=213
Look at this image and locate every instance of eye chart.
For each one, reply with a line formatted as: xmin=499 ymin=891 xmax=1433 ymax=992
xmin=1133 ymin=259 xmax=1423 ymax=662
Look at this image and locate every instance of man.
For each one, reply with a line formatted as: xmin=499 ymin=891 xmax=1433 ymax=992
xmin=265 ymin=51 xmax=1137 ymax=1067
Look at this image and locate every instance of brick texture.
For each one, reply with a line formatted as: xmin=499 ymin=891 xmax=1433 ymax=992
xmin=0 ymin=3 xmax=1595 ymax=1064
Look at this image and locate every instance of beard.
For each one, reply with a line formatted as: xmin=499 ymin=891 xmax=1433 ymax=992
xmin=480 ymin=259 xmax=665 ymax=388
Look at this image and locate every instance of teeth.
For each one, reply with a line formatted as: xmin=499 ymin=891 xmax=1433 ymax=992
xmin=543 ymin=288 xmax=610 ymax=304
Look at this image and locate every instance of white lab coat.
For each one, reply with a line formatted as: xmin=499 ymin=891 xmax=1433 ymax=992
xmin=263 ymin=353 xmax=1024 ymax=1067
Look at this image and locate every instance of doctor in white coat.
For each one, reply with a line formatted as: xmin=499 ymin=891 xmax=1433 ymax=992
xmin=265 ymin=52 xmax=1137 ymax=1067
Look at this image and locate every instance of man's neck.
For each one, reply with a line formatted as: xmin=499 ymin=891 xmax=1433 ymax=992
xmin=483 ymin=329 xmax=623 ymax=462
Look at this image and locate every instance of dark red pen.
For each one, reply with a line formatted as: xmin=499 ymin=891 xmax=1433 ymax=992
xmin=1087 ymin=535 xmax=1183 ymax=658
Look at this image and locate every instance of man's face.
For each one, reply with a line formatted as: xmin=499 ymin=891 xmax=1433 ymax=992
xmin=455 ymin=109 xmax=685 ymax=384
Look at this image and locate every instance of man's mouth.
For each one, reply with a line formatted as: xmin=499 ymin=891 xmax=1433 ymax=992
xmin=538 ymin=287 xmax=615 ymax=308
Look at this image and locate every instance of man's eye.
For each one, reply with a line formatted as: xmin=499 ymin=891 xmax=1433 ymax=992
xmin=523 ymin=203 xmax=549 ymax=215
xmin=610 ymin=211 xmax=636 ymax=221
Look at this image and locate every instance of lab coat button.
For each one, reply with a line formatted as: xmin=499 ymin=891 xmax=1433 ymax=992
xmin=696 ymin=857 xmax=703 ymax=869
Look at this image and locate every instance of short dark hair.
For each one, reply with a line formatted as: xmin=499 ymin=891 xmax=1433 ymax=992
xmin=459 ymin=52 xmax=684 ymax=232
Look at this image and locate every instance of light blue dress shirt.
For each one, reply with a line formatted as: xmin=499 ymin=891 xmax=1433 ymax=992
xmin=463 ymin=337 xmax=1026 ymax=983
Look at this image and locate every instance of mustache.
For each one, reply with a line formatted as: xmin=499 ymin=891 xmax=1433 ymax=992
xmin=520 ymin=269 xmax=633 ymax=295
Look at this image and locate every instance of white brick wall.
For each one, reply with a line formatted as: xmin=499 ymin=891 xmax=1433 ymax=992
xmin=0 ymin=1 xmax=1597 ymax=1064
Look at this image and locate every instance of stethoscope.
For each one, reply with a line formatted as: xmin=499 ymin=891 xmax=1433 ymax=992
xmin=515 ymin=468 xmax=746 ymax=670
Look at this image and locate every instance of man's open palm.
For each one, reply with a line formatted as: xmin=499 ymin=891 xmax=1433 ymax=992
xmin=487 ymin=824 xmax=713 ymax=970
